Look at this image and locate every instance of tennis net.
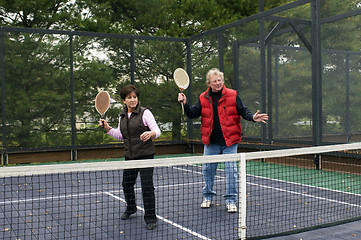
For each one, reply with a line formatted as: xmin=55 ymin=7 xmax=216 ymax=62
xmin=1 ymin=142 xmax=361 ymax=239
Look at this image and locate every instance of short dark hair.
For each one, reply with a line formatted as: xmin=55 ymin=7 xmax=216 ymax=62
xmin=120 ymin=85 xmax=139 ymax=100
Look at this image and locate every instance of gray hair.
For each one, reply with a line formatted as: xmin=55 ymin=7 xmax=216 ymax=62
xmin=206 ymin=68 xmax=224 ymax=84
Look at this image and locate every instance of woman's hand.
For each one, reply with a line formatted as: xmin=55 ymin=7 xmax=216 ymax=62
xmin=99 ymin=119 xmax=111 ymax=132
xmin=140 ymin=131 xmax=156 ymax=142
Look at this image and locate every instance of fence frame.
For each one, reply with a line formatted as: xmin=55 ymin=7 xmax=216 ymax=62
xmin=1 ymin=0 xmax=361 ymax=163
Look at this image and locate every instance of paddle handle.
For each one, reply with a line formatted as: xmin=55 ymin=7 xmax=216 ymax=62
xmin=179 ymin=89 xmax=185 ymax=115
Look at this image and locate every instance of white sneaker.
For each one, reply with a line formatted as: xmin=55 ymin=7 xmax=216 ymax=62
xmin=227 ymin=203 xmax=237 ymax=213
xmin=201 ymin=199 xmax=213 ymax=208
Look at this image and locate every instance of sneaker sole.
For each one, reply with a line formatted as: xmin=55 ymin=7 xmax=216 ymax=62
xmin=201 ymin=201 xmax=213 ymax=208
xmin=227 ymin=205 xmax=237 ymax=213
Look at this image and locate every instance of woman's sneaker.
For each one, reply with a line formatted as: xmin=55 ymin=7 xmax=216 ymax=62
xmin=200 ymin=199 xmax=213 ymax=208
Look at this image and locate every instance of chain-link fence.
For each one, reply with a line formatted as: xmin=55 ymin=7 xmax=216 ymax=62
xmin=1 ymin=0 xmax=361 ymax=159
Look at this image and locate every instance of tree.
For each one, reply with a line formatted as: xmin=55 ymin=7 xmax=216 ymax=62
xmin=0 ymin=0 xmax=81 ymax=29
xmin=3 ymin=0 xmax=359 ymax=148
xmin=1 ymin=0 xmax=268 ymax=146
xmin=82 ymin=0 xmax=259 ymax=37
xmin=0 ymin=1 xmax=121 ymax=147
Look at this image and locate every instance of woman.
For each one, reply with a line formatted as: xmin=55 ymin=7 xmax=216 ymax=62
xmin=99 ymin=85 xmax=161 ymax=230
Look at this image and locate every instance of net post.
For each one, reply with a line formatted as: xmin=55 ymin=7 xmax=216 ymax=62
xmin=1 ymin=153 xmax=6 ymax=165
xmin=313 ymin=154 xmax=321 ymax=170
xmin=71 ymin=149 xmax=77 ymax=161
xmin=238 ymin=153 xmax=247 ymax=240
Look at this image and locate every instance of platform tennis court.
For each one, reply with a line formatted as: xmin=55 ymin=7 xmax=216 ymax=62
xmin=1 ymin=144 xmax=361 ymax=239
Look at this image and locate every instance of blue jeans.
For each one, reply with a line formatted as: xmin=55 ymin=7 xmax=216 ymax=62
xmin=202 ymin=143 xmax=238 ymax=204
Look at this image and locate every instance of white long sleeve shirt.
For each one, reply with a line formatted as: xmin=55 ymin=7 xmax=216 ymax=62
xmin=107 ymin=109 xmax=161 ymax=140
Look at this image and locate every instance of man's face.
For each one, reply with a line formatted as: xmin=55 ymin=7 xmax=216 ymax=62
xmin=208 ymin=74 xmax=224 ymax=92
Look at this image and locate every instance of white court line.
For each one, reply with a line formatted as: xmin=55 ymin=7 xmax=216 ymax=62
xmin=108 ymin=180 xmax=208 ymax=194
xmin=174 ymin=166 xmax=361 ymax=208
xmin=0 ymin=180 xmax=216 ymax=205
xmin=0 ymin=192 xmax=100 ymax=204
xmin=1 ymin=165 xmax=359 ymax=209
xmin=0 ymin=167 xmax=214 ymax=239
xmin=0 ymin=165 xmax=222 ymax=205
xmin=2 ymin=164 xmax=360 ymax=240
xmin=176 ymin=164 xmax=361 ymax=197
xmin=249 ymin=174 xmax=361 ymax=197
xmin=248 ymin=181 xmax=361 ymax=208
xmin=172 ymin=166 xmax=225 ymax=179
xmin=155 ymin=165 xmax=361 ymax=209
xmin=104 ymin=191 xmax=212 ymax=240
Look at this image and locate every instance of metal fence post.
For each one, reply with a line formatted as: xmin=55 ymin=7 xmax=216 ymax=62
xmin=311 ymin=0 xmax=322 ymax=169
xmin=69 ymin=34 xmax=77 ymax=161
xmin=1 ymin=29 xmax=6 ymax=159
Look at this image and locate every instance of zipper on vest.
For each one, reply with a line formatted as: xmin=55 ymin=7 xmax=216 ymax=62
xmin=127 ymin=114 xmax=132 ymax=158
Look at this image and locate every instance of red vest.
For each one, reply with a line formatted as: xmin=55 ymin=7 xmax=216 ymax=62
xmin=200 ymin=86 xmax=242 ymax=147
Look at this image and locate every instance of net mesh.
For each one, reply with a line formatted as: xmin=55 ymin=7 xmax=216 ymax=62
xmin=1 ymin=143 xmax=361 ymax=239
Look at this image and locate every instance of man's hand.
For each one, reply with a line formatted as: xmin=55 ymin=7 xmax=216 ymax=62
xmin=178 ymin=93 xmax=187 ymax=105
xmin=253 ymin=110 xmax=269 ymax=123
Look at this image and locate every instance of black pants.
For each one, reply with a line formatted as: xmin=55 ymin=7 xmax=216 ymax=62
xmin=122 ymin=155 xmax=156 ymax=223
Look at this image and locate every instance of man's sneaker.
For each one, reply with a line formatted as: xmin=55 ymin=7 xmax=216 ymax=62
xmin=227 ymin=203 xmax=237 ymax=213
xmin=201 ymin=199 xmax=213 ymax=208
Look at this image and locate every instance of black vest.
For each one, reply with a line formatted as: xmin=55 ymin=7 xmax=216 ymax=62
xmin=119 ymin=104 xmax=155 ymax=159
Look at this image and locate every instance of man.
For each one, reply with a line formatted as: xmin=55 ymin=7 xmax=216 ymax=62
xmin=178 ymin=68 xmax=268 ymax=213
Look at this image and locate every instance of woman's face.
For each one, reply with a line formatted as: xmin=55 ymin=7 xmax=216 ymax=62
xmin=123 ymin=91 xmax=138 ymax=112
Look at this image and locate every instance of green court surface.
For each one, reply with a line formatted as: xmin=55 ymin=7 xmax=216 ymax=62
xmin=203 ymin=159 xmax=361 ymax=195
xmin=247 ymin=161 xmax=361 ymax=194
